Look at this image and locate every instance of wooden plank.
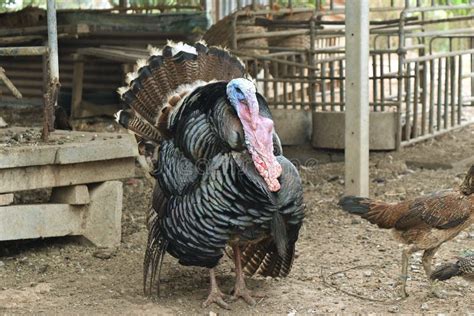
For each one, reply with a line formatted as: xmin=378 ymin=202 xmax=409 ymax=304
xmin=344 ymin=0 xmax=369 ymax=196
xmin=0 ymin=24 xmax=89 ymax=38
xmin=0 ymin=46 xmax=48 ymax=56
xmin=0 ymin=158 xmax=135 ymax=194
xmin=76 ymin=47 xmax=148 ymax=63
xmin=0 ymin=204 xmax=84 ymax=241
xmin=0 ymin=35 xmax=44 ymax=45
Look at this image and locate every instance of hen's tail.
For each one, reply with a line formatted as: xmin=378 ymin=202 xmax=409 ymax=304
xmin=115 ymin=41 xmax=245 ymax=143
xmin=338 ymin=196 xmax=399 ymax=229
xmin=430 ymin=262 xmax=461 ymax=281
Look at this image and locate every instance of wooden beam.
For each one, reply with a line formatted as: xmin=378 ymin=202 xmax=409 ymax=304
xmin=71 ymin=54 xmax=84 ymax=119
xmin=0 ymin=67 xmax=22 ymax=99
xmin=344 ymin=0 xmax=370 ymax=197
xmin=0 ymin=46 xmax=48 ymax=56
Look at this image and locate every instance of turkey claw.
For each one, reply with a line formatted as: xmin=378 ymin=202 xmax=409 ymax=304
xmin=230 ymin=288 xmax=257 ymax=306
xmin=202 ymin=291 xmax=231 ymax=310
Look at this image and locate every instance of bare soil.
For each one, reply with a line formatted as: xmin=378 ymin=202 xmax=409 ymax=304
xmin=0 ymin=109 xmax=473 ymax=314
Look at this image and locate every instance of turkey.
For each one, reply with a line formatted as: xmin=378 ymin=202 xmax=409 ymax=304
xmin=115 ymin=41 xmax=305 ymax=309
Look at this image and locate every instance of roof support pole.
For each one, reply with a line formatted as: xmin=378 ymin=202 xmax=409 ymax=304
xmin=344 ymin=1 xmax=370 ymax=196
xmin=42 ymin=0 xmax=60 ymax=141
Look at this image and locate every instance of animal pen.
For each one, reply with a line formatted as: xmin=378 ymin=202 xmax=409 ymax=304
xmin=221 ymin=1 xmax=474 ymax=150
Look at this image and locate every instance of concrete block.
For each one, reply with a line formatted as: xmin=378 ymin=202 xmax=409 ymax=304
xmin=0 ymin=181 xmax=123 ymax=247
xmin=0 ymin=204 xmax=84 ymax=241
xmin=54 ymin=136 xmax=139 ymax=165
xmin=0 ymin=193 xmax=14 ymax=206
xmin=0 ymin=158 xmax=135 ymax=194
xmin=83 ymin=181 xmax=123 ymax=248
xmin=51 ymin=185 xmax=90 ymax=205
xmin=0 ymin=129 xmax=139 ymax=169
xmin=272 ymin=108 xmax=311 ymax=145
xmin=311 ymin=111 xmax=397 ymax=150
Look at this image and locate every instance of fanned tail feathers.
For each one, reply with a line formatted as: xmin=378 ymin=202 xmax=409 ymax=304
xmin=115 ymin=41 xmax=246 ymax=142
xmin=239 ymin=240 xmax=296 ymax=278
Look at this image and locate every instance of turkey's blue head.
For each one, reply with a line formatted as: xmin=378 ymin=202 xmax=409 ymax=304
xmin=226 ymin=78 xmax=282 ymax=192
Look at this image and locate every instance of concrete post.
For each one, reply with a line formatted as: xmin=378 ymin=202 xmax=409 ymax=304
xmin=344 ymin=0 xmax=370 ymax=197
xmin=83 ymin=181 xmax=123 ymax=248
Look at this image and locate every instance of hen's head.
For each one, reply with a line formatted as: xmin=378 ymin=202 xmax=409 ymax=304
xmin=460 ymin=165 xmax=474 ymax=195
xmin=226 ymin=78 xmax=282 ymax=192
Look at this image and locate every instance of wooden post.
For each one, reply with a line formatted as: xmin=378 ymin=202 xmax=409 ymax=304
xmin=344 ymin=0 xmax=369 ymax=197
xmin=42 ymin=0 xmax=60 ymax=141
xmin=71 ymin=54 xmax=84 ymax=119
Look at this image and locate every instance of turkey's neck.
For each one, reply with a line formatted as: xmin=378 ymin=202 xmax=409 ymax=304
xmin=238 ymin=107 xmax=282 ymax=192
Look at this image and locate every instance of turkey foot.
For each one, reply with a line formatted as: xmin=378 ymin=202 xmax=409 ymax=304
xmin=202 ymin=268 xmax=231 ymax=310
xmin=230 ymin=245 xmax=258 ymax=306
xmin=230 ymin=280 xmax=256 ymax=306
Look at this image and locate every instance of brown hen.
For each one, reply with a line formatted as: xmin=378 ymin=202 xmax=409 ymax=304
xmin=338 ymin=165 xmax=474 ymax=298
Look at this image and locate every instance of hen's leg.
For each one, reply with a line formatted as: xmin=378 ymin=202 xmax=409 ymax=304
xmin=202 ymin=268 xmax=230 ymax=310
xmin=422 ymin=246 xmax=444 ymax=298
xmin=230 ymin=245 xmax=257 ymax=306
xmin=399 ymin=245 xmax=418 ymax=298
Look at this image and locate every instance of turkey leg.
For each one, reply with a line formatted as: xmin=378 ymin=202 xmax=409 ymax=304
xmin=230 ymin=245 xmax=257 ymax=306
xmin=202 ymin=268 xmax=230 ymax=310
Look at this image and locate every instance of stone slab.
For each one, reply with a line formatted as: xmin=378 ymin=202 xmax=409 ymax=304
xmin=0 ymin=193 xmax=14 ymax=206
xmin=311 ymin=111 xmax=397 ymax=150
xmin=83 ymin=181 xmax=122 ymax=247
xmin=0 ymin=204 xmax=84 ymax=241
xmin=0 ymin=181 xmax=123 ymax=247
xmin=51 ymin=185 xmax=90 ymax=205
xmin=272 ymin=109 xmax=311 ymax=145
xmin=0 ymin=129 xmax=139 ymax=169
xmin=0 ymin=158 xmax=135 ymax=194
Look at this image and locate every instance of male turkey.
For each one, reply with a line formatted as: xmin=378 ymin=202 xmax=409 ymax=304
xmin=115 ymin=41 xmax=305 ymax=309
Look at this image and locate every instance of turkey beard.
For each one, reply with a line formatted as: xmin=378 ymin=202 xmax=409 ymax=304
xmin=238 ymin=104 xmax=282 ymax=192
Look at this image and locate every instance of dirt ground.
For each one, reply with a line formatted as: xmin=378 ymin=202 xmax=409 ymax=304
xmin=0 ymin=109 xmax=473 ymax=314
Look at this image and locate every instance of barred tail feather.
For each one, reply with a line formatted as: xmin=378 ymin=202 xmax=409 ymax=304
xmin=143 ymin=213 xmax=168 ymax=296
xmin=114 ymin=110 xmax=161 ymax=142
xmin=115 ymin=41 xmax=246 ymax=142
xmin=239 ymin=239 xmax=296 ymax=278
